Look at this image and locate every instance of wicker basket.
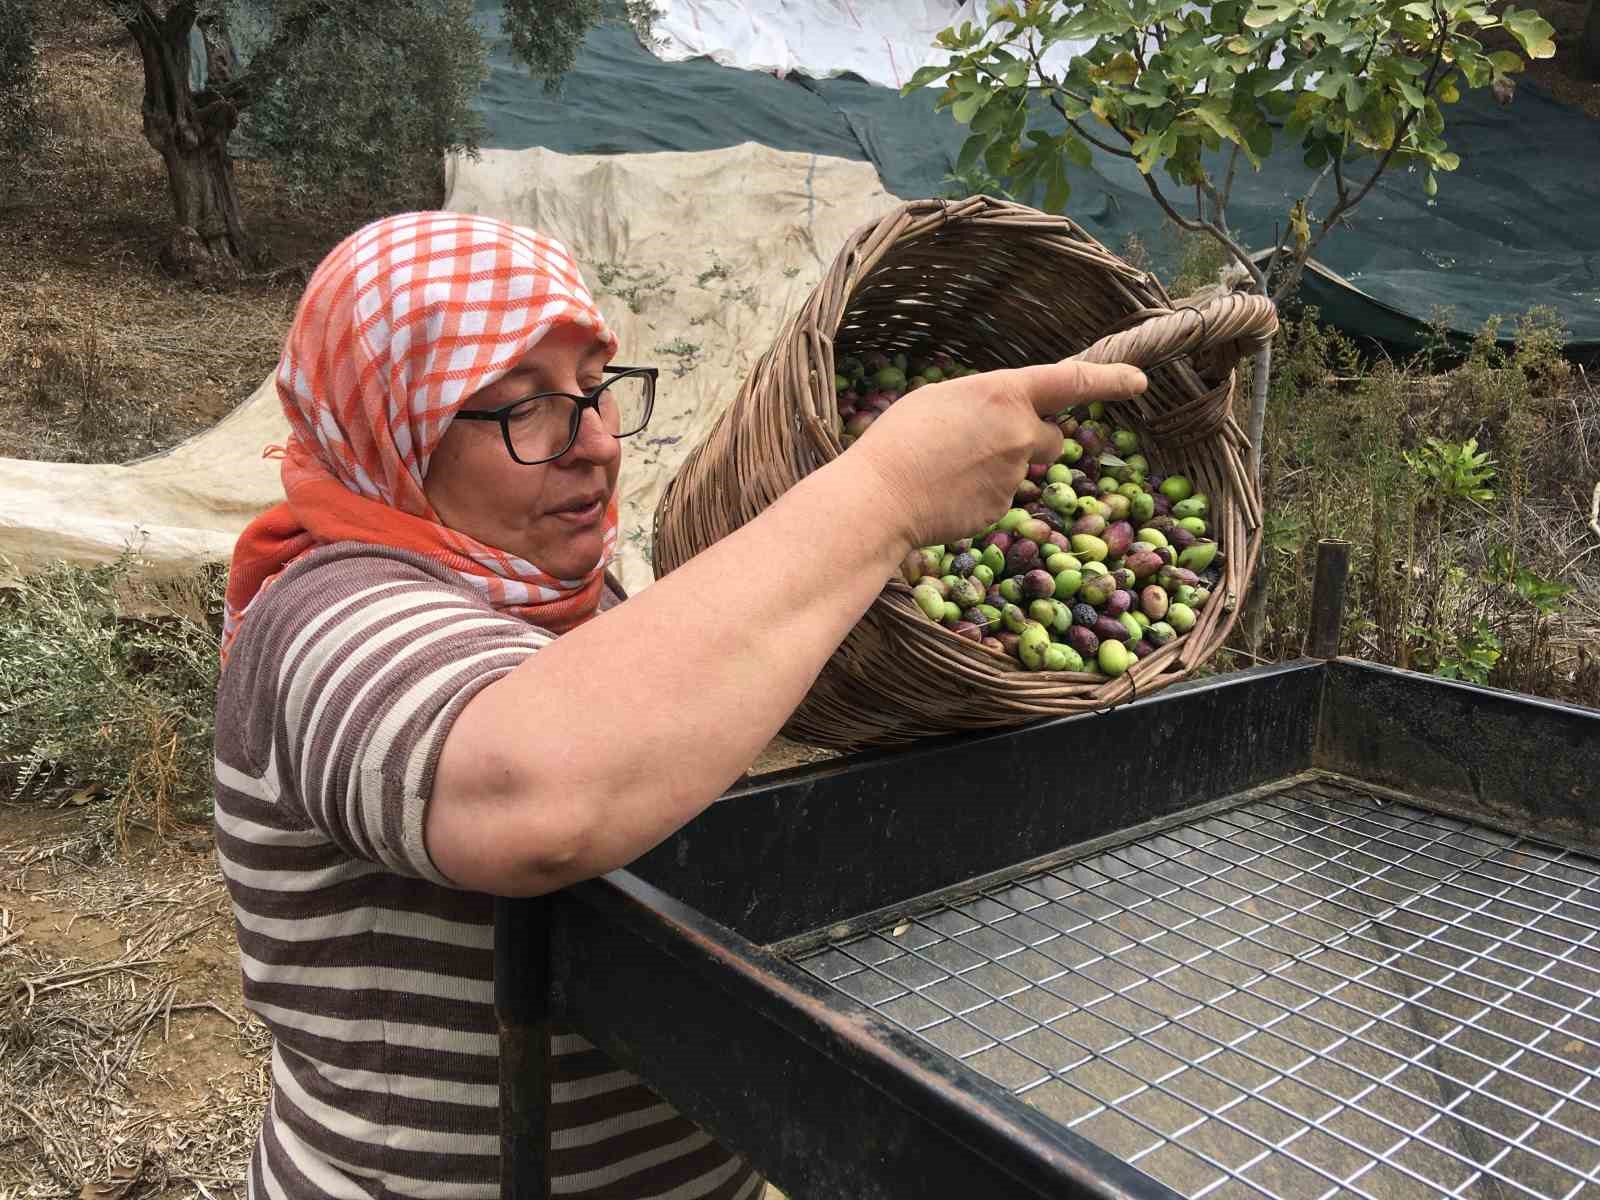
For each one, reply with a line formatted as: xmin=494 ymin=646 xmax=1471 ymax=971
xmin=652 ymin=196 xmax=1278 ymax=751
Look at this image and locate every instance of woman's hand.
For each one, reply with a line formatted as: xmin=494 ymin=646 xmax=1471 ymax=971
xmin=851 ymin=359 xmax=1148 ymax=549
xmin=427 ymin=356 xmax=1147 ymax=896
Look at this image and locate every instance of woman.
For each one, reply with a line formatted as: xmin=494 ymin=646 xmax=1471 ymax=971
xmin=214 ymin=211 xmax=1146 ymax=1200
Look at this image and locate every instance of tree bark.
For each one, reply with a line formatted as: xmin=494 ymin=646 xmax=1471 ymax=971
xmin=126 ymin=2 xmax=247 ymax=278
xmin=1583 ymin=0 xmax=1600 ymax=82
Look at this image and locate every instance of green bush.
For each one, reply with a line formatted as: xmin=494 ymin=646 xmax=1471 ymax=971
xmin=0 ymin=551 xmax=224 ymax=839
xmin=0 ymin=0 xmax=42 ymax=159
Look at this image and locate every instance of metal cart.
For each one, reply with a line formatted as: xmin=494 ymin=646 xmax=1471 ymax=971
xmin=496 ymin=552 xmax=1600 ymax=1200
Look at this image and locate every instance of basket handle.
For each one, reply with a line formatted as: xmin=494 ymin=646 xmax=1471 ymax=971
xmin=1069 ymin=292 xmax=1277 ymax=376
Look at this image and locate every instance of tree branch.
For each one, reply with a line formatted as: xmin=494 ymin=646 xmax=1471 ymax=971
xmin=1218 ymin=142 xmax=1241 ymax=218
xmin=1023 ymin=37 xmax=1136 ymax=160
xmin=215 ymin=0 xmax=342 ymax=109
xmin=1299 ymin=15 xmax=1451 ymax=272
xmin=1136 ymin=167 xmax=1266 ymax=292
xmin=1044 ymin=91 xmax=1135 ymax=158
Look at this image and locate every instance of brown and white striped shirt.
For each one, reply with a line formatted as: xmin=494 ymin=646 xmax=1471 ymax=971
xmin=214 ymin=543 xmax=763 ymax=1200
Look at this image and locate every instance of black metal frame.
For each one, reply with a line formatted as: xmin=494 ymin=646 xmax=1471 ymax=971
xmin=454 ymin=365 xmax=657 ymax=464
xmin=495 ymin=603 xmax=1600 ymax=1199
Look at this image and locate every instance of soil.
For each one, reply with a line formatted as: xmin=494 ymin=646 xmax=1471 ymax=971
xmin=1 ymin=802 xmax=263 ymax=1198
xmin=1486 ymin=0 xmax=1600 ymax=119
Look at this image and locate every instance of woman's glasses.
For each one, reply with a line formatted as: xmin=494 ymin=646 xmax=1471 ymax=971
xmin=453 ymin=365 xmax=657 ymax=465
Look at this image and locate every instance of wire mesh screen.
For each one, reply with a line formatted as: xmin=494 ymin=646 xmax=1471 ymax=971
xmin=790 ymin=777 xmax=1600 ymax=1200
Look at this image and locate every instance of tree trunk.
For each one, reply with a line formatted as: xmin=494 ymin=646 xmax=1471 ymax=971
xmin=1583 ymin=0 xmax=1600 ymax=82
xmin=1242 ymin=340 xmax=1273 ymax=653
xmin=127 ymin=3 xmax=247 ymax=279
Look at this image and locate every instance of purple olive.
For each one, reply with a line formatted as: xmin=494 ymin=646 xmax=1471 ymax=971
xmin=1014 ymin=480 xmax=1042 ymax=505
xmin=1157 ymin=564 xmax=1201 ymax=593
xmin=1094 ymin=615 xmax=1133 ymax=644
xmin=985 ymin=583 xmax=1004 ymax=608
xmin=1066 ymin=625 xmax=1100 ymax=657
xmin=1070 ymin=513 xmax=1108 ymax=538
xmin=1022 ymin=569 xmax=1056 ymax=601
xmin=1103 ymin=521 xmax=1136 ymax=559
xmin=1005 ymin=539 xmax=1041 ymax=575
xmin=982 ymin=530 xmax=1012 ymax=554
xmin=998 ymin=631 xmax=1022 ymax=658
xmin=1126 ymin=549 xmax=1164 ymax=581
xmin=1132 ymin=639 xmax=1156 ymax=659
xmin=1105 ymin=589 xmax=1133 ymax=617
xmin=951 ymin=621 xmax=982 ymax=642
xmin=1027 ymin=463 xmax=1050 ymax=483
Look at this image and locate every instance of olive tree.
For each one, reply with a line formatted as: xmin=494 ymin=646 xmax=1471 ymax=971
xmin=86 ymin=0 xmax=652 ymax=277
xmin=907 ymin=0 xmax=1556 ymax=483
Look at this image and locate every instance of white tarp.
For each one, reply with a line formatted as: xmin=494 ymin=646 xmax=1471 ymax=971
xmin=0 ymin=142 xmax=900 ymax=595
xmin=652 ymin=0 xmax=1086 ymax=89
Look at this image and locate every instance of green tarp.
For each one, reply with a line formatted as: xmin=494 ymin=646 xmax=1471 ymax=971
xmin=473 ymin=6 xmax=1600 ymax=357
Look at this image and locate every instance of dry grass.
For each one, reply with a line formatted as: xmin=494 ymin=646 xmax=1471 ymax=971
xmin=0 ymin=1 xmax=440 ymax=466
xmin=0 ymin=804 xmax=262 ymax=1200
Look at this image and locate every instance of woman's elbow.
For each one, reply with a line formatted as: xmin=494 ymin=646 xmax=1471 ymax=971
xmin=425 ymin=766 xmax=606 ymax=897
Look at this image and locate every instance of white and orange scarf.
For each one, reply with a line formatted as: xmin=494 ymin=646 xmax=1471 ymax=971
xmin=222 ymin=211 xmax=620 ymax=662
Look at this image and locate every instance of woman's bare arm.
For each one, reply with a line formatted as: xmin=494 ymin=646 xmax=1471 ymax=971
xmin=425 ymin=360 xmax=1146 ymax=896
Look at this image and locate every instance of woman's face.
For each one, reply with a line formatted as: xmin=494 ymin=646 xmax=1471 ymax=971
xmin=423 ymin=323 xmax=622 ymax=581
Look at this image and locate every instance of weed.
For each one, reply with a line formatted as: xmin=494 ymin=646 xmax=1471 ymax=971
xmin=695 ymin=255 xmax=732 ymax=287
xmin=0 ymin=549 xmax=224 ymax=843
xmin=654 ymin=337 xmax=702 ymax=377
xmin=1404 ymin=437 xmax=1496 ymax=505
xmin=593 ymin=260 xmax=675 ymax=314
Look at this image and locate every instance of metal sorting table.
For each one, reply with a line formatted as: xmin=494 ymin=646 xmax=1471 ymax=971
xmin=496 ymin=658 xmax=1600 ymax=1200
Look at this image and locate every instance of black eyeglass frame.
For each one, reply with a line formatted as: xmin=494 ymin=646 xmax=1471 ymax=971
xmin=454 ymin=365 xmax=658 ymax=465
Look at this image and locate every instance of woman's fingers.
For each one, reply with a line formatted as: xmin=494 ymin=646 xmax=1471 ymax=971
xmin=1010 ymin=359 xmax=1149 ymax=420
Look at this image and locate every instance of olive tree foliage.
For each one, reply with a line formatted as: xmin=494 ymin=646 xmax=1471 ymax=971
xmin=237 ymin=0 xmax=490 ymax=203
xmin=502 ymin=0 xmax=665 ymax=89
xmin=84 ymin=0 xmax=653 ymax=277
xmin=908 ymin=0 xmax=1556 ymax=479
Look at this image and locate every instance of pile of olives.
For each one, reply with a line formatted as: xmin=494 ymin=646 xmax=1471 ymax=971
xmin=835 ymin=350 xmax=1223 ymax=676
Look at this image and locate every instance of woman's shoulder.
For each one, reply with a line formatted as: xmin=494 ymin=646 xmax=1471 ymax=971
xmin=274 ymin=542 xmax=479 ymax=600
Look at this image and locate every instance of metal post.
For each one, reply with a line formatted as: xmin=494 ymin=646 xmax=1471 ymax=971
xmin=1306 ymin=538 xmax=1350 ymax=659
xmin=495 ymin=894 xmax=552 ymax=1200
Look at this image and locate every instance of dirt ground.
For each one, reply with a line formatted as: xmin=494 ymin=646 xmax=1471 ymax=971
xmin=0 ymin=801 xmax=264 ymax=1199
xmin=0 ymin=737 xmax=825 ymax=1199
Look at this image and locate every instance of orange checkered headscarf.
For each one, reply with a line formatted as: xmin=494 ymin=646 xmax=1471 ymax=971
xmin=221 ymin=211 xmax=621 ymax=663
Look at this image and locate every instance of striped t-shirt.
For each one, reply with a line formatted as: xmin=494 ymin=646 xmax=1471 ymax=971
xmin=213 ymin=543 xmax=763 ymax=1200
